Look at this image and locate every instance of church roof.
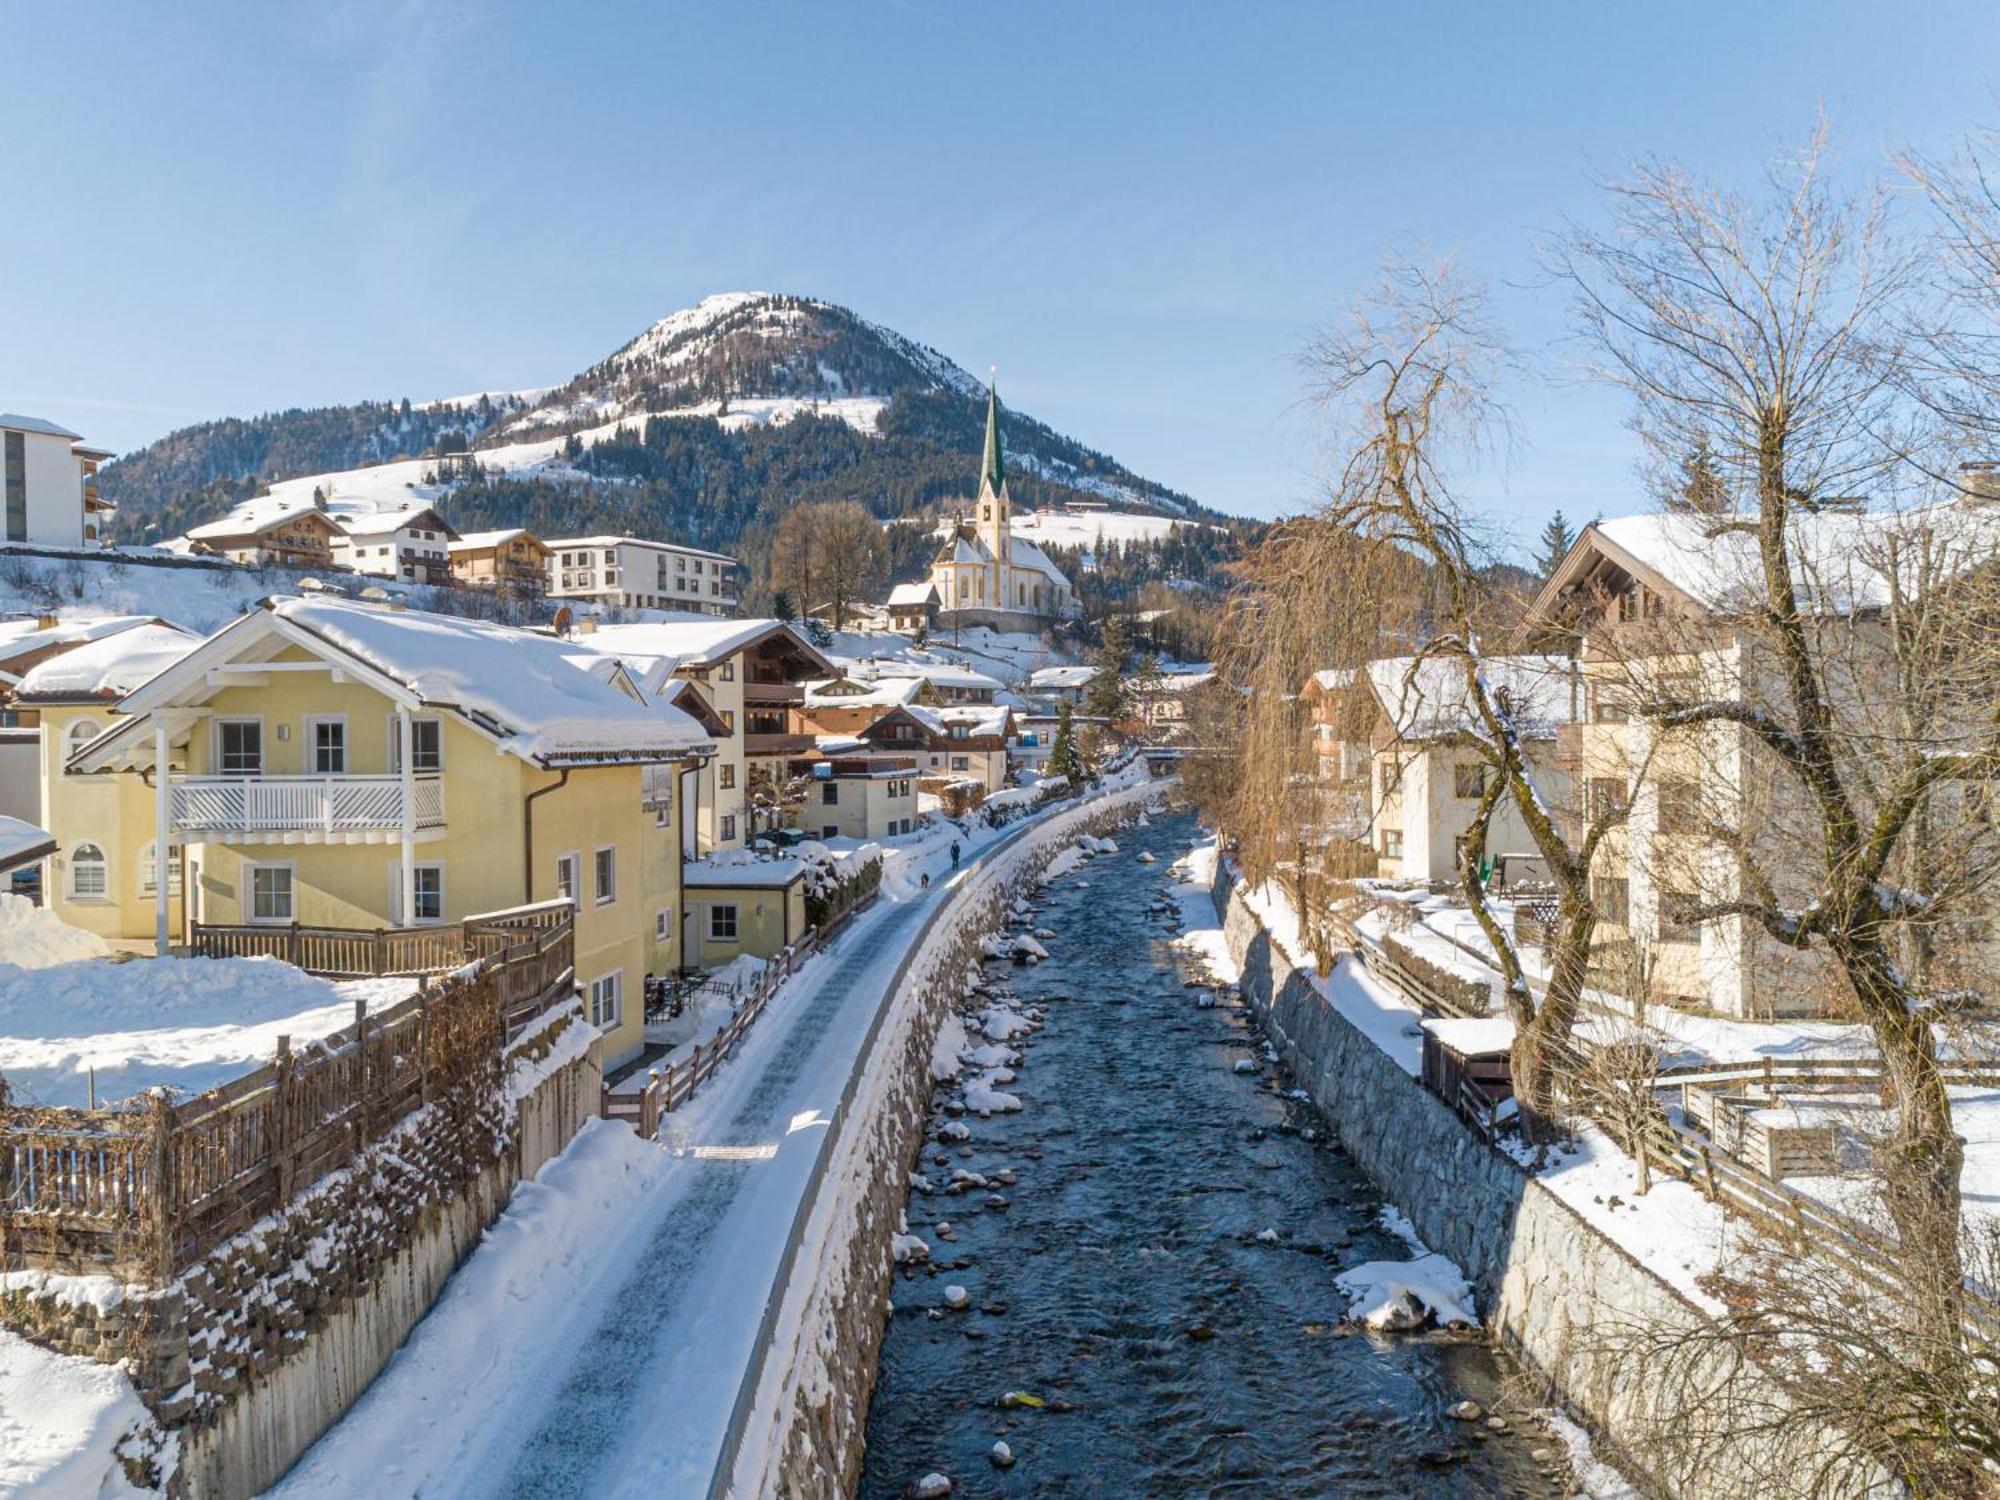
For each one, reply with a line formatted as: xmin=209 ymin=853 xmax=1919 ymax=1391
xmin=1009 ymin=536 xmax=1070 ymax=587
xmin=980 ymin=381 xmax=1006 ymax=498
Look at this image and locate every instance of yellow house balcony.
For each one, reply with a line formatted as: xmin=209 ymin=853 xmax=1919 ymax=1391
xmin=170 ymin=774 xmax=445 ymax=844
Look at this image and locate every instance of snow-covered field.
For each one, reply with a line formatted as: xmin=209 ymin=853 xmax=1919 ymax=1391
xmin=0 ymin=1328 xmax=157 ymax=1498
xmin=0 ymin=900 xmax=413 ymax=1108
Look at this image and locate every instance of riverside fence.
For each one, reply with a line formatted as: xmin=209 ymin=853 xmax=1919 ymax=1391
xmin=0 ymin=904 xmax=577 ymax=1280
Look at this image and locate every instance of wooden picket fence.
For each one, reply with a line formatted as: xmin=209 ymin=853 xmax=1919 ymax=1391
xmin=604 ymin=927 xmax=829 ymax=1141
xmin=0 ymin=906 xmax=576 ymax=1279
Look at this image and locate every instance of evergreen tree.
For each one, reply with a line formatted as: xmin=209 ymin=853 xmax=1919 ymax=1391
xmin=1534 ymin=511 xmax=1576 ymax=578
xmin=771 ymin=587 xmax=797 ymax=624
xmin=1083 ymin=615 xmax=1132 ymax=721
xmin=1676 ymin=436 xmax=1729 ymax=517
xmin=1046 ymin=702 xmax=1085 ymax=783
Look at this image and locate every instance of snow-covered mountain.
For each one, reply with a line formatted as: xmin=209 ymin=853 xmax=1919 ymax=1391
xmin=99 ymin=293 xmax=1230 ymax=565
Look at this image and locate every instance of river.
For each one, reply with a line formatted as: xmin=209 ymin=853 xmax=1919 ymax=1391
xmin=858 ymin=809 xmax=1567 ymax=1499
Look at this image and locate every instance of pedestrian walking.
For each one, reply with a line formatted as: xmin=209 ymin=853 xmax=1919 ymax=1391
xmin=950 ymin=841 xmax=961 ymax=871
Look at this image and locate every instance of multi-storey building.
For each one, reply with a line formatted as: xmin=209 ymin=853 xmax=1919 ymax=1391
xmin=448 ymin=528 xmax=551 ymax=594
xmin=60 ymin=597 xmax=714 ymax=1068
xmin=185 ymin=500 xmax=344 ymax=570
xmin=0 ymin=414 xmax=116 ymax=548
xmin=546 ymin=536 xmax=740 ymax=617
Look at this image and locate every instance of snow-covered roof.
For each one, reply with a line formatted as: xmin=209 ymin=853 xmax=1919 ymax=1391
xmin=0 ymin=815 xmax=56 ymax=872
xmin=1139 ymin=669 xmax=1215 ymax=693
xmin=1306 ymin=667 xmax=1358 ymax=694
xmin=804 ymin=676 xmax=924 ymax=711
xmin=574 ymin=617 xmax=832 ymax=673
xmin=886 ymin=582 xmax=938 ymax=607
xmin=0 ymin=614 xmax=162 ymax=664
xmin=1028 ymin=666 xmax=1097 ymax=690
xmin=1547 ymin=502 xmax=2000 ymax=620
xmin=1366 ymin=654 xmax=1575 ymax=742
xmin=912 ymin=704 xmax=1012 ymax=738
xmin=865 ymin=659 xmax=1001 ymax=692
xmin=15 ymin=622 xmax=203 ymax=702
xmin=813 ymin=733 xmax=870 ymax=755
xmin=682 ymin=852 xmax=809 ymax=888
xmin=0 ymin=414 xmax=83 ymax=441
xmin=336 ymin=507 xmax=456 ymax=540
xmin=1009 ymin=536 xmax=1072 ymax=588
xmin=78 ymin=598 xmax=712 ymax=770
xmin=448 ymin=528 xmax=544 ymax=553
xmin=186 ymin=497 xmax=333 ymax=542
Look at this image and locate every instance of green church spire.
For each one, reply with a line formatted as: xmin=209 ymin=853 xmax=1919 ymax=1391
xmin=979 ymin=377 xmax=1005 ymax=497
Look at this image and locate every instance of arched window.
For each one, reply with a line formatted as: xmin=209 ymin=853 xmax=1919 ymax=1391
xmin=69 ymin=843 xmax=107 ymax=900
xmin=66 ymin=719 xmax=98 ymax=773
xmin=138 ymin=840 xmax=183 ymax=898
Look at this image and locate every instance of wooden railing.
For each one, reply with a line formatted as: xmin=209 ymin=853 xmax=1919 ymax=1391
xmin=1 ymin=909 xmax=576 ymax=1278
xmin=190 ymin=899 xmax=573 ymax=980
xmin=605 ymin=930 xmax=822 ymax=1140
xmin=170 ymin=774 xmax=445 ymax=836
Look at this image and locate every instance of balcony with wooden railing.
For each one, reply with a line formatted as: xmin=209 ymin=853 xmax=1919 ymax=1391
xmin=170 ymin=774 xmax=445 ymax=842
xmin=743 ymin=678 xmax=804 ymax=706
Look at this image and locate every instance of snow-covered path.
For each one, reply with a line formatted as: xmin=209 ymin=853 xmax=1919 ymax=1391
xmin=267 ymin=811 xmax=1040 ymax=1499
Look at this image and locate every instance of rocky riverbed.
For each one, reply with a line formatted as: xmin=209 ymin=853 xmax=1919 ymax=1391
xmin=859 ymin=811 xmax=1582 ymax=1498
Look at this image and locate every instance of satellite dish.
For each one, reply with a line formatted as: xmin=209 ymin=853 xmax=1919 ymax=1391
xmin=553 ymin=605 xmax=575 ymax=637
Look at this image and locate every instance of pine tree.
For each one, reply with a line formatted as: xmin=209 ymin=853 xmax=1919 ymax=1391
xmin=1534 ymin=511 xmax=1576 ymax=577
xmin=1046 ymin=701 xmax=1085 ymax=783
xmin=771 ymin=587 xmax=797 ymax=624
xmin=1676 ymin=437 xmax=1728 ymax=517
xmin=1083 ymin=616 xmax=1132 ymax=721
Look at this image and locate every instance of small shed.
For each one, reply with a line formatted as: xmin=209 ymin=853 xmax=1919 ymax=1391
xmin=1420 ymin=1016 xmax=1516 ymax=1128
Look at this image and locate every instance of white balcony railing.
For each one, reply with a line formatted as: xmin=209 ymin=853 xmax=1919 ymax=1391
xmin=171 ymin=775 xmax=445 ymax=836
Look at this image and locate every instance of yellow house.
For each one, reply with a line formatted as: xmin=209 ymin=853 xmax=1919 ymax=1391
xmin=66 ymin=597 xmax=713 ymax=1068
xmin=681 ymin=860 xmax=809 ymax=966
xmin=18 ymin=622 xmax=204 ymax=942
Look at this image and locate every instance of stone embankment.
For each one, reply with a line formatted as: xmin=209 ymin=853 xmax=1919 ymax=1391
xmin=713 ymin=780 xmax=1166 ymax=1500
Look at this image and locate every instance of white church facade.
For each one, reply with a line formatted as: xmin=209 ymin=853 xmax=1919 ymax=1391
xmin=926 ymin=384 xmax=1080 ymax=633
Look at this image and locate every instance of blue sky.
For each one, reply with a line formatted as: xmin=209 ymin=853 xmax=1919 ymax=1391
xmin=6 ymin=2 xmax=1998 ymax=554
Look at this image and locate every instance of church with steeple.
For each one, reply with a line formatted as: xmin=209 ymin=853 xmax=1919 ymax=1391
xmin=924 ymin=382 xmax=1080 ymax=632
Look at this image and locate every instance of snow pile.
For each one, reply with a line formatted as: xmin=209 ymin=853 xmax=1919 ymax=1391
xmin=0 ymin=953 xmax=413 ymax=1108
xmin=1334 ymin=1253 xmax=1478 ymax=1331
xmin=890 ymin=1232 xmax=932 ymax=1265
xmin=1038 ymin=847 xmax=1086 ymax=884
xmin=929 ymin=1015 xmax=970 ymax=1082
xmin=1539 ymin=1410 xmax=1644 ymax=1500
xmin=0 ymin=892 xmax=110 ymax=969
xmin=1011 ymin=934 xmax=1048 ymax=961
xmin=962 ymin=1073 xmax=1022 ymax=1115
xmin=976 ymin=1004 xmax=1033 ymax=1042
xmin=1079 ymin=834 xmax=1118 ymax=855
xmin=0 ymin=1328 xmax=165 ymax=1496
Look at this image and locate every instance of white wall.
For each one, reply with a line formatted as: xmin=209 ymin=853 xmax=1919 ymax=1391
xmin=7 ymin=428 xmax=84 ymax=547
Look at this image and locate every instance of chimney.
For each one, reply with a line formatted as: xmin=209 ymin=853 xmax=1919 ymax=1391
xmin=1959 ymin=461 xmax=2000 ymax=507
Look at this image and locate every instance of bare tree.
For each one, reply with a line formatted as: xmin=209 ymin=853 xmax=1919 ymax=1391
xmin=1553 ymin=127 xmax=2000 ymax=1367
xmin=1303 ymin=257 xmax=1638 ymax=1136
xmin=769 ymin=501 xmax=887 ymax=632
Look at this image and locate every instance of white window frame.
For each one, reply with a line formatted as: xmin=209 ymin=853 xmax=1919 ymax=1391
xmin=588 ymin=971 xmax=623 ymax=1030
xmin=554 ymin=850 xmax=580 ymax=905
xmin=67 ymin=842 xmax=109 ymax=901
xmin=305 ymin=714 xmax=348 ymax=775
xmin=247 ymin=861 xmax=296 ymax=923
xmin=214 ymin=716 xmax=264 ymax=777
xmin=654 ymin=908 xmax=673 ymax=943
xmin=64 ymin=717 xmax=99 ymax=774
xmin=138 ymin=839 xmax=184 ymax=898
xmin=388 ymin=861 xmax=446 ymax=925
xmin=708 ymin=904 xmax=739 ymax=942
xmin=386 ymin=713 xmax=445 ymax=774
xmin=593 ymin=844 xmax=617 ymax=905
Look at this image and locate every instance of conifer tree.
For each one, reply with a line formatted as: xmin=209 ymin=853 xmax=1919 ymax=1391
xmin=1046 ymin=701 xmax=1085 ymax=783
xmin=1534 ymin=510 xmax=1575 ymax=577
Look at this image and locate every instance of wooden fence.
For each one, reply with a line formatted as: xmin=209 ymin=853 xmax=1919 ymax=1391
xmin=0 ymin=907 xmax=576 ymax=1279
xmin=1364 ymin=938 xmax=2000 ymax=1342
xmin=605 ymin=928 xmax=825 ymax=1141
xmin=188 ymin=897 xmax=572 ymax=980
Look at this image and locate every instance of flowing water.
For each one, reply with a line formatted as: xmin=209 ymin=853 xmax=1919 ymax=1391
xmin=858 ymin=811 xmax=1567 ymax=1499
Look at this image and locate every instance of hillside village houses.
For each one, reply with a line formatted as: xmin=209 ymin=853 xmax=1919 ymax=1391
xmin=55 ymin=597 xmax=717 ymax=1069
xmin=925 ymin=384 xmax=1080 ymax=631
xmin=547 ymin=535 xmax=741 ymax=616
xmin=1 ymin=414 xmax=117 ymax=547
xmin=1026 ymin=665 xmax=1097 ymax=705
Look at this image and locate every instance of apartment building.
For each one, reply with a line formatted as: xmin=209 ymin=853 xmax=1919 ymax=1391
xmin=547 ymin=536 xmax=740 ymax=617
xmin=185 ymin=500 xmax=343 ymax=570
xmin=448 ymin=528 xmax=551 ymax=593
xmin=0 ymin=414 xmax=115 ymax=548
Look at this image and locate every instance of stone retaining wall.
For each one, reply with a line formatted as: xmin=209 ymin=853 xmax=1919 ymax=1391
xmin=1212 ymin=867 xmax=1889 ymax=1500
xmin=727 ymin=784 xmax=1163 ymax=1500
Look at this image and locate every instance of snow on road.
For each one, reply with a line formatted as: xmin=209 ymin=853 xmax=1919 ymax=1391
xmin=269 ymin=799 xmax=1075 ymax=1499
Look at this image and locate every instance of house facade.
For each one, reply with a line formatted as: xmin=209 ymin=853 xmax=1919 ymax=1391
xmin=185 ymin=502 xmax=344 ymax=570
xmin=333 ymin=507 xmax=459 ymax=584
xmin=926 ymin=385 xmax=1079 ymax=632
xmin=0 ymin=414 xmax=113 ymax=548
xmin=793 ymin=757 xmax=920 ymax=841
xmin=448 ymin=528 xmax=551 ymax=594
xmin=64 ymin=597 xmax=714 ymax=1068
xmin=1364 ymin=654 xmax=1576 ymax=886
xmin=855 ymin=704 xmax=1013 ymax=793
xmin=885 ymin=582 xmax=938 ymax=634
xmin=547 ymin=536 xmax=741 ymax=617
